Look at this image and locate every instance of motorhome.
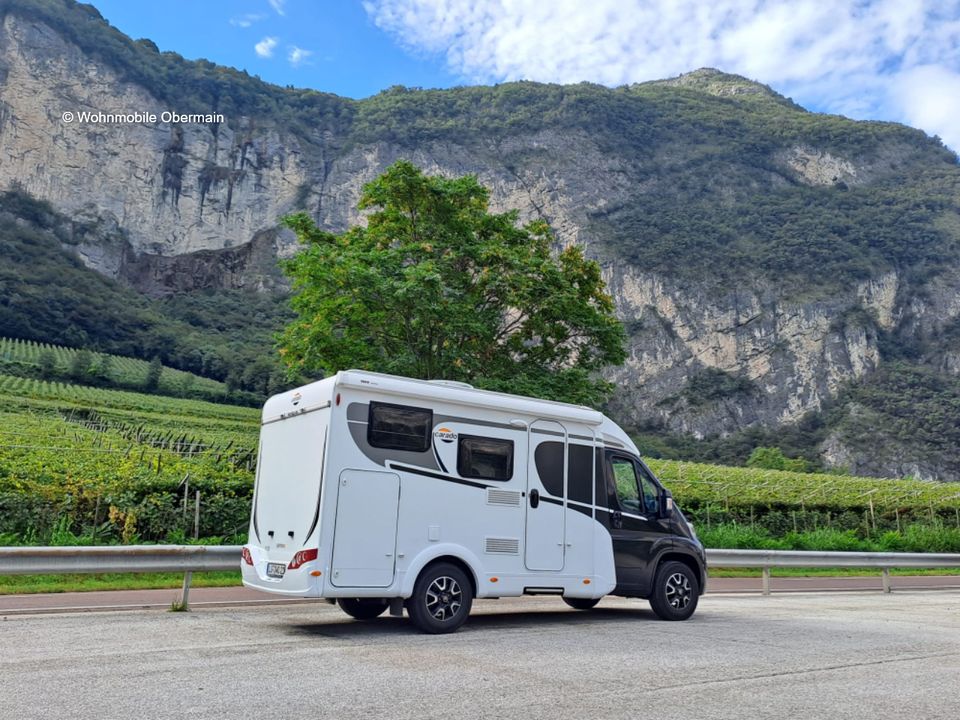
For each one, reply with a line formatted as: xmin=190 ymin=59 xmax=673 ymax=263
xmin=241 ymin=370 xmax=706 ymax=633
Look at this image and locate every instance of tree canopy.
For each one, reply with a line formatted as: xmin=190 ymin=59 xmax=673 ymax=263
xmin=279 ymin=160 xmax=626 ymax=406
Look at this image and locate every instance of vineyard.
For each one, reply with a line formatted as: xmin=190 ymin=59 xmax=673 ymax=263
xmin=0 ymin=374 xmax=259 ymax=544
xmin=0 ymin=372 xmax=959 ymax=549
xmin=0 ymin=337 xmax=232 ymax=402
xmin=650 ymin=459 xmax=960 ymax=522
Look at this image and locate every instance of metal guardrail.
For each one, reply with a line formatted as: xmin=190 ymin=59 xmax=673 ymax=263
xmin=0 ymin=546 xmax=957 ymax=604
xmin=0 ymin=544 xmax=242 ymax=575
xmin=0 ymin=545 xmax=242 ymax=608
xmin=707 ymin=549 xmax=960 ymax=594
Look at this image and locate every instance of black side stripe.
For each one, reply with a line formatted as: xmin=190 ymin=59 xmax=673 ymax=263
xmin=570 ymin=503 xmax=593 ymax=518
xmin=388 ymin=463 xmax=624 ymax=519
xmin=433 ymin=444 xmax=449 ymax=474
xmin=252 ymin=440 xmax=263 ymax=544
xmin=389 ymin=463 xmax=491 ymax=489
xmin=303 ymin=429 xmax=327 ymax=546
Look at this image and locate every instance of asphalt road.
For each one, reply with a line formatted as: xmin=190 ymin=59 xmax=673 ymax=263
xmin=3 ymin=575 xmax=960 ymax=614
xmin=2 ymin=591 xmax=958 ymax=720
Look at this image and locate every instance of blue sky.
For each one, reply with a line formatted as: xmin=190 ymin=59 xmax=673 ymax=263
xmin=90 ymin=1 xmax=960 ymax=151
xmin=90 ymin=0 xmax=459 ymax=98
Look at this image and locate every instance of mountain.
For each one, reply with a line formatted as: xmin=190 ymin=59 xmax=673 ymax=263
xmin=2 ymin=0 xmax=960 ymax=479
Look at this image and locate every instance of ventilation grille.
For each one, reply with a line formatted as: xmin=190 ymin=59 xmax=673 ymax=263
xmin=485 ymin=537 xmax=520 ymax=555
xmin=486 ymin=488 xmax=522 ymax=506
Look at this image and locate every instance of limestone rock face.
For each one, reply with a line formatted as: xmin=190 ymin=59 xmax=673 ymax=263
xmin=602 ymin=267 xmax=885 ymax=436
xmin=0 ymin=13 xmax=308 ymax=260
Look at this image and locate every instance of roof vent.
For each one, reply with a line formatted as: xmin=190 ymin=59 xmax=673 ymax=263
xmin=427 ymin=379 xmax=474 ymax=389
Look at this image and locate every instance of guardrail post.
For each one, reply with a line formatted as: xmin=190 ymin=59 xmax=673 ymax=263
xmin=181 ymin=571 xmax=193 ymax=609
xmin=762 ymin=567 xmax=771 ymax=596
xmin=882 ymin=568 xmax=891 ymax=593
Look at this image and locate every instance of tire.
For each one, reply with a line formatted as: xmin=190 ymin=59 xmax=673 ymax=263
xmin=407 ymin=562 xmax=474 ymax=634
xmin=337 ymin=597 xmax=388 ymax=620
xmin=563 ymin=597 xmax=601 ymax=610
xmin=649 ymin=561 xmax=699 ymax=621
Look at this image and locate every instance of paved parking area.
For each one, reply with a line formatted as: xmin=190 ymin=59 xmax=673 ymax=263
xmin=2 ymin=592 xmax=958 ymax=719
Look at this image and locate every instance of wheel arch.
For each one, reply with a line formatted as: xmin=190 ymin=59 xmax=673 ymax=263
xmin=657 ymin=551 xmax=704 ymax=593
xmin=419 ymin=555 xmax=479 ymax=598
xmin=402 ymin=545 xmax=482 ymax=598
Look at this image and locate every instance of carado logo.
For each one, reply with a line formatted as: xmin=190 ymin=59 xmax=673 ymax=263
xmin=434 ymin=427 xmax=457 ymax=443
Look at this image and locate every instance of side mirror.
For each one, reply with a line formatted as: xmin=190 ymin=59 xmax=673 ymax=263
xmin=660 ymin=491 xmax=674 ymax=518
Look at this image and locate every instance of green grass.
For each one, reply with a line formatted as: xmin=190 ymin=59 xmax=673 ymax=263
xmin=0 ymin=570 xmax=242 ymax=595
xmin=696 ymin=523 xmax=960 ymax=553
xmin=0 ymin=567 xmax=957 ymax=596
xmin=707 ymin=567 xmax=960 ymax=578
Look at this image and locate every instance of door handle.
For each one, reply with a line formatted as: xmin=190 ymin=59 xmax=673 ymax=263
xmin=529 ymin=489 xmax=540 ymax=509
xmin=612 ymin=510 xmax=623 ymax=529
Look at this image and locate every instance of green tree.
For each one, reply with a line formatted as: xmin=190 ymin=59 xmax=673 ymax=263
xmin=179 ymin=373 xmax=196 ymax=398
xmin=93 ymin=354 xmax=114 ymax=386
xmin=747 ymin=447 xmax=811 ymax=473
xmin=144 ymin=356 xmax=163 ymax=392
xmin=69 ymin=349 xmax=93 ymax=382
xmin=279 ymin=160 xmax=626 ymax=405
xmin=38 ymin=350 xmax=57 ymax=379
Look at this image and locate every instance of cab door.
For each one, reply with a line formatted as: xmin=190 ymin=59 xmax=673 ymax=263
xmin=603 ymin=452 xmax=673 ymax=596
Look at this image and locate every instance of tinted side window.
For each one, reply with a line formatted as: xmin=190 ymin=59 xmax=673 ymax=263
xmin=534 ymin=441 xmax=564 ymax=496
xmin=458 ymin=435 xmax=514 ymax=481
xmin=567 ymin=444 xmax=593 ymax=505
xmin=636 ymin=464 xmax=661 ymax=515
xmin=367 ymin=401 xmax=432 ymax=452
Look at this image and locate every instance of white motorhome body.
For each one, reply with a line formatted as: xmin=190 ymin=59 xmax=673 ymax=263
xmin=242 ymin=370 xmax=705 ymax=632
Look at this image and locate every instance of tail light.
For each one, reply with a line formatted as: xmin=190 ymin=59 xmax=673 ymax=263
xmin=288 ymin=548 xmax=318 ymax=570
xmin=241 ymin=547 xmax=254 ymax=565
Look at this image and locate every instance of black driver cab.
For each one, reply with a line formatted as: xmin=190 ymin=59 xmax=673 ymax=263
xmin=595 ymin=449 xmax=706 ymax=618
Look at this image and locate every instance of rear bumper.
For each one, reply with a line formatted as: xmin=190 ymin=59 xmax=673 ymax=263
xmin=241 ymin=544 xmax=320 ymax=596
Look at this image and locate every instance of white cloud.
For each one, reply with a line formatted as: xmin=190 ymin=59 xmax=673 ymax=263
xmin=255 ymin=36 xmax=278 ymax=59
xmin=288 ymin=46 xmax=313 ymax=67
xmin=230 ymin=13 xmax=266 ymax=28
xmin=268 ymin=0 xmax=286 ymax=16
xmin=892 ymin=65 xmax=960 ymax=153
xmin=364 ymin=0 xmax=960 ymax=153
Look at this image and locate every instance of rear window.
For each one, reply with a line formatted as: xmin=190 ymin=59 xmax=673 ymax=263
xmin=368 ymin=401 xmax=432 ymax=452
xmin=457 ymin=435 xmax=514 ymax=481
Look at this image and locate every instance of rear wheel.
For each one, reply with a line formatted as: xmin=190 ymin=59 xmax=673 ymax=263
xmin=337 ymin=597 xmax=388 ymax=620
xmin=563 ymin=597 xmax=601 ymax=610
xmin=407 ymin=562 xmax=473 ymax=634
xmin=649 ymin=561 xmax=699 ymax=621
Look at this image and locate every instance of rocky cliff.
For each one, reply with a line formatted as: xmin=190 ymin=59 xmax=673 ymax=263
xmin=2 ymin=1 xmax=960 ymax=478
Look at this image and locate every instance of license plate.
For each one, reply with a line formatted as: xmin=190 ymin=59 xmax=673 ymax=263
xmin=266 ymin=562 xmax=286 ymax=579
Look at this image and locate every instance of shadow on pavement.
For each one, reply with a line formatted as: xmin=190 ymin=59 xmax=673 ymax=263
xmin=284 ymin=603 xmax=671 ymax=638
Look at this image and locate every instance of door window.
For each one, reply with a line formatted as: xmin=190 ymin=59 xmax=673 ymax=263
xmin=636 ymin=469 xmax=660 ymax=515
xmin=533 ymin=441 xmax=564 ymax=496
xmin=610 ymin=457 xmax=642 ymax=513
xmin=567 ymin=444 xmax=593 ymax=504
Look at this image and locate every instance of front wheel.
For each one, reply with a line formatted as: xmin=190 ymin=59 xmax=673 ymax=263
xmin=649 ymin=561 xmax=699 ymax=621
xmin=407 ymin=562 xmax=473 ymax=634
xmin=563 ymin=597 xmax=601 ymax=610
xmin=337 ymin=597 xmax=388 ymax=620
